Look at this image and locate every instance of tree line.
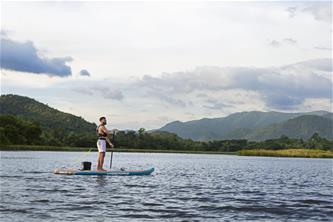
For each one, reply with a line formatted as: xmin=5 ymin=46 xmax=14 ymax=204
xmin=0 ymin=115 xmax=332 ymax=151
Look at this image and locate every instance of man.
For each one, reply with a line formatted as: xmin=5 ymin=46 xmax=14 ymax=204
xmin=96 ymin=117 xmax=114 ymax=171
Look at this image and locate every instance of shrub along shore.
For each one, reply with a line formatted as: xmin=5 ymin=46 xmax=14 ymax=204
xmin=238 ymin=149 xmax=333 ymax=158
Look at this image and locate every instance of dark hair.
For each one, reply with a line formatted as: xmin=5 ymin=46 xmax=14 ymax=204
xmin=99 ymin=117 xmax=106 ymax=122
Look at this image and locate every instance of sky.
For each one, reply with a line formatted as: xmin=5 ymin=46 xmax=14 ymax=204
xmin=1 ymin=1 xmax=332 ymax=130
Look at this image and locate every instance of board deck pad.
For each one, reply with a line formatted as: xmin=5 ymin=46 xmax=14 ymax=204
xmin=54 ymin=167 xmax=154 ymax=176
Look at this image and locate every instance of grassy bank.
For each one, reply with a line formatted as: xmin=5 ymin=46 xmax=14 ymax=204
xmin=0 ymin=145 xmax=235 ymax=155
xmin=238 ymin=149 xmax=333 ymax=158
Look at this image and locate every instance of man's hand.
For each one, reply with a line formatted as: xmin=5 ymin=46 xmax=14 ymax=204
xmin=109 ymin=142 xmax=114 ymax=148
xmin=106 ymin=137 xmax=114 ymax=148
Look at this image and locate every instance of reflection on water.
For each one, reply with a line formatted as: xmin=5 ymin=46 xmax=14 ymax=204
xmin=0 ymin=151 xmax=332 ymax=221
xmin=96 ymin=175 xmax=108 ymax=187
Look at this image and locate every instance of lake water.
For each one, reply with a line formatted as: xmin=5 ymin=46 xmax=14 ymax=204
xmin=0 ymin=151 xmax=332 ymax=221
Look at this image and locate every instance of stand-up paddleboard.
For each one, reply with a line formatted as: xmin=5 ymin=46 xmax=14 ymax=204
xmin=54 ymin=167 xmax=154 ymax=176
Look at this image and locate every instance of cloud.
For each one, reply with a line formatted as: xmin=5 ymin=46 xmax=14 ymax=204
xmin=79 ymin=69 xmax=91 ymax=76
xmin=0 ymin=37 xmax=73 ymax=76
xmin=264 ymin=94 xmax=303 ymax=110
xmin=103 ymin=89 xmax=124 ymax=100
xmin=283 ymin=58 xmax=332 ymax=72
xmin=283 ymin=38 xmax=297 ymax=45
xmin=268 ymin=38 xmax=297 ymax=48
xmin=287 ymin=2 xmax=332 ymax=23
xmin=196 ymin=93 xmax=208 ymax=98
xmin=138 ymin=66 xmax=231 ymax=94
xmin=303 ymin=2 xmax=332 ymax=22
xmin=314 ymin=46 xmax=332 ymax=51
xmin=72 ymin=87 xmax=94 ymax=95
xmin=153 ymin=92 xmax=187 ymax=107
xmin=203 ymin=99 xmax=233 ymax=110
xmin=135 ymin=77 xmax=187 ymax=107
xmin=286 ymin=7 xmax=297 ymax=18
xmin=0 ymin=30 xmax=7 ymax=37
xmin=74 ymin=84 xmax=124 ymax=101
xmin=268 ymin=40 xmax=280 ymax=47
xmin=136 ymin=59 xmax=332 ymax=110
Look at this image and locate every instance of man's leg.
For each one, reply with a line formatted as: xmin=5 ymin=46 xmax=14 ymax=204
xmin=97 ymin=152 xmax=102 ymax=170
xmin=97 ymin=140 xmax=102 ymax=170
xmin=100 ymin=152 xmax=106 ymax=170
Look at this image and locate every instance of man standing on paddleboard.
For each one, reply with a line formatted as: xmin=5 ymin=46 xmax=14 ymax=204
xmin=96 ymin=117 xmax=114 ymax=171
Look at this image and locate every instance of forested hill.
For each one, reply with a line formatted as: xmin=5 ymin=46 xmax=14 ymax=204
xmin=0 ymin=94 xmax=96 ymax=133
xmin=243 ymin=115 xmax=333 ymax=141
xmin=159 ymin=110 xmax=333 ymax=141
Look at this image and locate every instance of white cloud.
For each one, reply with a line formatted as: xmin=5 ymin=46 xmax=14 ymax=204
xmin=286 ymin=6 xmax=297 ymax=18
xmin=136 ymin=58 xmax=332 ymax=110
xmin=303 ymin=2 xmax=332 ymax=22
xmin=286 ymin=2 xmax=332 ymax=23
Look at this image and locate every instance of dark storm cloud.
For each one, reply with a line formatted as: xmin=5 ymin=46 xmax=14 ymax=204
xmin=0 ymin=37 xmax=72 ymax=76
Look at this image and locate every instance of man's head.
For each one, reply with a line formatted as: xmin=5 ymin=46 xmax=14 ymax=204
xmin=99 ymin=116 xmax=107 ymax=125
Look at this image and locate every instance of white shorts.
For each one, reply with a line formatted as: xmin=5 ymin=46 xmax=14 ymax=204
xmin=97 ymin=139 xmax=106 ymax=153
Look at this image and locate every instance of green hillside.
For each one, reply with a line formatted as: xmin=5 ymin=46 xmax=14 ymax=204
xmin=159 ymin=110 xmax=333 ymax=141
xmin=0 ymin=115 xmax=42 ymax=145
xmin=160 ymin=111 xmax=301 ymax=141
xmin=0 ymin=94 xmax=97 ymax=146
xmin=0 ymin=94 xmax=96 ymax=133
xmin=245 ymin=115 xmax=333 ymax=141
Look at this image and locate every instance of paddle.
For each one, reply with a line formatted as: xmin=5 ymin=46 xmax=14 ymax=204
xmin=110 ymin=132 xmax=115 ymax=169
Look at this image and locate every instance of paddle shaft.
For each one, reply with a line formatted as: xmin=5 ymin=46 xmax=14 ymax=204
xmin=110 ymin=133 xmax=115 ymax=169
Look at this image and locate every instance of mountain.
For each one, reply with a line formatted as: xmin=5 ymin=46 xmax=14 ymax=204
xmin=322 ymin=113 xmax=333 ymax=120
xmin=0 ymin=94 xmax=96 ymax=133
xmin=245 ymin=115 xmax=333 ymax=141
xmin=159 ymin=110 xmax=333 ymax=141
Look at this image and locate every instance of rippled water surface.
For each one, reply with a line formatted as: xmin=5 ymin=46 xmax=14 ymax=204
xmin=0 ymin=151 xmax=332 ymax=221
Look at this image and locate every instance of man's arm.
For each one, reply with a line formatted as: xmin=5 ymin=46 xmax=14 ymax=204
xmin=106 ymin=137 xmax=114 ymax=148
xmin=101 ymin=126 xmax=109 ymax=135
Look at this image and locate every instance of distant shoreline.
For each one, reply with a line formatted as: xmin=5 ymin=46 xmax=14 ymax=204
xmin=1 ymin=145 xmax=332 ymax=158
xmin=0 ymin=145 xmax=236 ymax=155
